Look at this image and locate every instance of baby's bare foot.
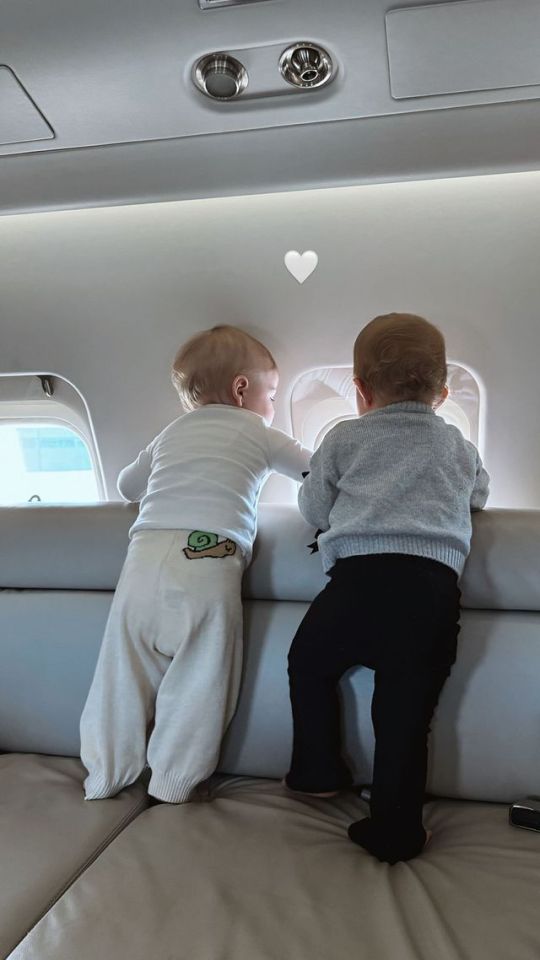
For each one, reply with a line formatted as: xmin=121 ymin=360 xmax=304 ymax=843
xmin=281 ymin=778 xmax=339 ymax=798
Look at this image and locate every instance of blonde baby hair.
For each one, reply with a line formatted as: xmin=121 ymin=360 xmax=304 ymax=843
xmin=353 ymin=313 xmax=447 ymax=404
xmin=172 ymin=325 xmax=277 ymax=410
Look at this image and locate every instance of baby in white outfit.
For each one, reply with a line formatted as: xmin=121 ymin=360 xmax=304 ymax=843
xmin=80 ymin=325 xmax=311 ymax=803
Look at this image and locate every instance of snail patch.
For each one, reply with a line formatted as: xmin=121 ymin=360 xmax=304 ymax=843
xmin=183 ymin=530 xmax=237 ymax=559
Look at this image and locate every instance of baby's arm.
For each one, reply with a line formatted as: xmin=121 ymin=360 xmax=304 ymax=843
xmin=470 ymin=451 xmax=490 ymax=511
xmin=117 ymin=442 xmax=154 ymax=502
xmin=266 ymin=427 xmax=312 ymax=482
xmin=298 ymin=439 xmax=338 ymax=531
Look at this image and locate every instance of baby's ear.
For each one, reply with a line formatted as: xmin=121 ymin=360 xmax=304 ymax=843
xmin=433 ymin=385 xmax=449 ymax=410
xmin=354 ymin=377 xmax=373 ymax=406
xmin=232 ymin=374 xmax=248 ymax=406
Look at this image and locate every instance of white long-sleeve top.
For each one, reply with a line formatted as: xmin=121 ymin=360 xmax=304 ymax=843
xmin=118 ymin=405 xmax=311 ymax=561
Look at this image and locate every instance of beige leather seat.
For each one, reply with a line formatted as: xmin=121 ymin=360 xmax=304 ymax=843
xmin=0 ymin=754 xmax=146 ymax=960
xmin=1 ymin=504 xmax=540 ymax=959
xmin=10 ymin=776 xmax=540 ymax=960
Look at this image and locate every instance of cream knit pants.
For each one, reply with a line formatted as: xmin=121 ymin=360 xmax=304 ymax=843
xmin=80 ymin=529 xmax=245 ymax=803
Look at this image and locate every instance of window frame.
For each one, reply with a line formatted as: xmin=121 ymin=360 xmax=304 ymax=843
xmin=0 ymin=373 xmax=106 ymax=502
xmin=289 ymin=360 xmax=485 ymax=452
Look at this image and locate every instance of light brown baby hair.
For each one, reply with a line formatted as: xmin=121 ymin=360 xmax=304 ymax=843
xmin=172 ymin=325 xmax=277 ymax=410
xmin=353 ymin=313 xmax=447 ymax=404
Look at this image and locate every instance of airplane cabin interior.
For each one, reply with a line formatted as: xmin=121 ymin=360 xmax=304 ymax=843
xmin=1 ymin=2 xmax=540 ymax=959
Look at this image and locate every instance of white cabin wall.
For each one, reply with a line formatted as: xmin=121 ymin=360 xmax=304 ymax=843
xmin=0 ymin=170 xmax=538 ymax=507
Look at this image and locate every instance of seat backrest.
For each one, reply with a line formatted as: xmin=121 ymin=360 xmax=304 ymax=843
xmin=1 ymin=503 xmax=539 ymax=802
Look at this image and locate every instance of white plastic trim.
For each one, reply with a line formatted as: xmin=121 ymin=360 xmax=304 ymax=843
xmin=0 ymin=373 xmax=106 ymax=499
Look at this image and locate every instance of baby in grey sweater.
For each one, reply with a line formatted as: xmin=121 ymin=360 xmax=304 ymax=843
xmin=284 ymin=312 xmax=489 ymax=864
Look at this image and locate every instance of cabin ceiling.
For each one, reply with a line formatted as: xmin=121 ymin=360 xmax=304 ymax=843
xmin=2 ymin=0 xmax=540 ymax=214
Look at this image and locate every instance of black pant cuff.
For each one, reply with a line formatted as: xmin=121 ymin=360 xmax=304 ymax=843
xmin=348 ymin=817 xmax=426 ymax=864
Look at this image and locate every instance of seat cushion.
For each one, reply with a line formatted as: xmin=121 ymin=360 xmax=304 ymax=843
xmin=0 ymin=754 xmax=147 ymax=960
xmin=220 ymin=605 xmax=540 ymax=803
xmin=5 ymin=591 xmax=539 ymax=805
xmin=10 ymin=776 xmax=540 ymax=960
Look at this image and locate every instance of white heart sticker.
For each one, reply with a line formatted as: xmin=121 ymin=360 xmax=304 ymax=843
xmin=284 ymin=250 xmax=319 ymax=284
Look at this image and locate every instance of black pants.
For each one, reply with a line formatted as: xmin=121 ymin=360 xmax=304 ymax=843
xmin=286 ymin=554 xmax=461 ymax=864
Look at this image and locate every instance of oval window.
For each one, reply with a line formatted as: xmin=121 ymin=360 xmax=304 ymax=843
xmin=0 ymin=423 xmax=100 ymax=504
xmin=291 ymin=363 xmax=481 ymax=450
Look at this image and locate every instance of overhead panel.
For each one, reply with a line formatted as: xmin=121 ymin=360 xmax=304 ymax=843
xmin=2 ymin=0 xmax=540 ymax=160
xmin=0 ymin=66 xmax=54 ymax=146
xmin=198 ymin=0 xmax=277 ymax=7
xmin=386 ymin=0 xmax=540 ymax=99
xmin=3 ymin=0 xmax=540 ymax=213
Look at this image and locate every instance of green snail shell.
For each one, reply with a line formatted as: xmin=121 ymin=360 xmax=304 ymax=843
xmin=187 ymin=530 xmax=219 ymax=551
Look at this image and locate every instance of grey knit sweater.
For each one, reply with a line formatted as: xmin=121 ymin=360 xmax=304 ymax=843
xmin=299 ymin=401 xmax=489 ymax=576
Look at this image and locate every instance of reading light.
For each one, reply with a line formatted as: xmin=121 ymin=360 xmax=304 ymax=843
xmin=193 ymin=52 xmax=248 ymax=100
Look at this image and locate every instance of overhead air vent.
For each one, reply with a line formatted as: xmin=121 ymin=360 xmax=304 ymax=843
xmin=279 ymin=43 xmax=334 ymax=90
xmin=192 ymin=41 xmax=336 ymax=102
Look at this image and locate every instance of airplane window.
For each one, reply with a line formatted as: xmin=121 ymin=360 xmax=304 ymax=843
xmin=291 ymin=363 xmax=481 ymax=450
xmin=0 ymin=423 xmax=100 ymax=504
xmin=0 ymin=373 xmax=104 ymax=503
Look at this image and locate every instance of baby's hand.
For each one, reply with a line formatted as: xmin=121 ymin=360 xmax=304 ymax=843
xmin=307 ymin=528 xmax=322 ymax=554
